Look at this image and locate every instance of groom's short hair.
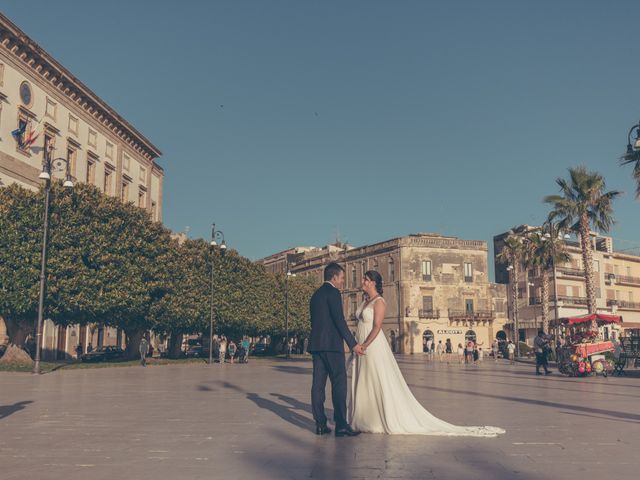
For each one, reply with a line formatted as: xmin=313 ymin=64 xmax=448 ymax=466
xmin=324 ymin=262 xmax=345 ymax=282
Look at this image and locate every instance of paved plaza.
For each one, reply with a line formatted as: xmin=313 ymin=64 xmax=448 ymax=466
xmin=1 ymin=356 xmax=638 ymax=480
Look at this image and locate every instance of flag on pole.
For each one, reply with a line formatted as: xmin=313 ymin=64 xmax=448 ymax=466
xmin=23 ymin=126 xmax=40 ymax=149
xmin=11 ymin=122 xmax=27 ymax=147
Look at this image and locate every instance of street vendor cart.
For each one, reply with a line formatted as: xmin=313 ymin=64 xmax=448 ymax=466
xmin=556 ymin=313 xmax=620 ymax=377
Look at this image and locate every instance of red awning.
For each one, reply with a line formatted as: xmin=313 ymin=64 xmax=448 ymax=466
xmin=565 ymin=313 xmax=622 ymax=325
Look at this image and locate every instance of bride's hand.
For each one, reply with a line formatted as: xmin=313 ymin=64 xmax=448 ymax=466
xmin=353 ymin=344 xmax=366 ymax=356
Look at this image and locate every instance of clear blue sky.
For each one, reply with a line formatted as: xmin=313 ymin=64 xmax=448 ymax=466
xmin=5 ymin=1 xmax=640 ymax=274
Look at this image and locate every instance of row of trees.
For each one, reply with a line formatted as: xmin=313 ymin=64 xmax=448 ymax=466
xmin=498 ymin=166 xmax=621 ymax=335
xmin=0 ymin=182 xmax=316 ymax=362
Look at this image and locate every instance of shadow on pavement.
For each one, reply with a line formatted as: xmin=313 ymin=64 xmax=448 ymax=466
xmin=246 ymin=393 xmax=315 ymax=432
xmin=272 ymin=365 xmax=312 ymax=375
xmin=0 ymin=401 xmax=33 ymax=420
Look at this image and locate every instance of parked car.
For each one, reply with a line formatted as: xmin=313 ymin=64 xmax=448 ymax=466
xmin=251 ymin=343 xmax=269 ymax=356
xmin=81 ymin=346 xmax=125 ymax=363
xmin=185 ymin=345 xmax=204 ymax=358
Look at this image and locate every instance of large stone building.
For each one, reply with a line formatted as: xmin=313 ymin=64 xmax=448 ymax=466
xmin=0 ymin=14 xmax=164 ymax=355
xmin=258 ymin=233 xmax=509 ymax=354
xmin=494 ymin=225 xmax=640 ymax=344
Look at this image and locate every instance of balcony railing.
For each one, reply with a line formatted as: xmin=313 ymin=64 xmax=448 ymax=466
xmin=607 ymin=299 xmax=640 ymax=310
xmin=419 ymin=309 xmax=440 ymax=319
xmin=448 ymin=309 xmax=495 ymax=321
xmin=556 ymin=266 xmax=584 ymax=278
xmin=613 ymin=274 xmax=640 ymax=286
xmin=556 ymin=295 xmax=589 ymax=306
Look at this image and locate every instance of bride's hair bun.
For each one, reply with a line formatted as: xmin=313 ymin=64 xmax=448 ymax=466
xmin=365 ymin=270 xmax=384 ymax=295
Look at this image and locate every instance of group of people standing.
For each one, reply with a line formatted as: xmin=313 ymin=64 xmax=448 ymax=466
xmin=215 ymin=336 xmax=251 ymax=364
xmin=424 ymin=337 xmax=486 ymax=364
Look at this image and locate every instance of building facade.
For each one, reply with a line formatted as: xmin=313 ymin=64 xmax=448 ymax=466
xmin=0 ymin=14 xmax=164 ymax=355
xmin=494 ymin=225 xmax=640 ymax=344
xmin=258 ymin=233 xmax=509 ymax=354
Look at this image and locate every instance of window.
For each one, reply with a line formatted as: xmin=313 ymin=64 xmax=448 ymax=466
xmin=138 ymin=187 xmax=146 ymax=208
xmin=68 ymin=115 xmax=78 ymax=135
xmin=465 ymin=299 xmax=474 ymax=313
xmin=121 ymin=179 xmax=130 ymax=202
xmin=67 ymin=147 xmax=77 ymax=178
xmin=352 ymin=266 xmax=357 ymax=289
xmin=106 ymin=141 xmax=113 ymax=159
xmin=88 ymin=128 xmax=97 ymax=148
xmin=139 ymin=166 xmax=146 ymax=182
xmin=123 ymin=153 xmax=131 ymax=171
xmin=45 ymin=97 xmax=57 ymax=120
xmin=15 ymin=115 xmax=30 ymax=152
xmin=464 ymin=262 xmax=473 ymax=282
xmin=389 ymin=257 xmax=395 ymax=282
xmin=421 ymin=260 xmax=432 ymax=281
xmin=422 ymin=296 xmax=433 ymax=312
xmin=86 ymin=158 xmax=96 ymax=184
xmin=103 ymin=165 xmax=114 ymax=194
xmin=465 ymin=330 xmax=477 ymax=342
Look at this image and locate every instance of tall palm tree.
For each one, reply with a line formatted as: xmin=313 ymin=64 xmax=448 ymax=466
xmin=497 ymin=234 xmax=525 ymax=355
xmin=544 ymin=166 xmax=621 ymax=331
xmin=526 ymin=223 xmax=571 ymax=334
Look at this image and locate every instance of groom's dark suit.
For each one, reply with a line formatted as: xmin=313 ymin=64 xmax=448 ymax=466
xmin=309 ymin=282 xmax=357 ymax=429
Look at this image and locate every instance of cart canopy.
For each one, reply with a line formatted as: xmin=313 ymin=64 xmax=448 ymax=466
xmin=565 ymin=313 xmax=622 ymax=325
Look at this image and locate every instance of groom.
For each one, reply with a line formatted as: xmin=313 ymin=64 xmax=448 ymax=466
xmin=309 ymin=262 xmax=365 ymax=437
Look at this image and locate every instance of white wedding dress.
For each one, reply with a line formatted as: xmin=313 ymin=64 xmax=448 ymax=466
xmin=348 ymin=297 xmax=505 ymax=437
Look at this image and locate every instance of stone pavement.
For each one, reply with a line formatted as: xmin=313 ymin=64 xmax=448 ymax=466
xmin=1 ymin=356 xmax=638 ymax=480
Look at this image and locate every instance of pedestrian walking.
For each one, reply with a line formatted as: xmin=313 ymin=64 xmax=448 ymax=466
xmin=219 ymin=336 xmax=227 ymax=364
xmin=457 ymin=343 xmax=465 ymax=364
xmin=445 ymin=338 xmax=452 ymax=362
xmin=139 ymin=336 xmax=149 ymax=367
xmin=534 ymin=330 xmax=552 ymax=375
xmin=465 ymin=339 xmax=474 ymax=364
xmin=492 ymin=340 xmax=499 ymax=362
xmin=425 ymin=337 xmax=433 ymax=355
xmin=228 ymin=340 xmax=237 ymax=364
xmin=436 ymin=340 xmax=444 ymax=362
xmin=507 ymin=340 xmax=516 ymax=365
xmin=241 ymin=337 xmax=250 ymax=363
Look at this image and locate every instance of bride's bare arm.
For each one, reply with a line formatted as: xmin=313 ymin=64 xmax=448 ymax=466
xmin=362 ymin=300 xmax=386 ymax=349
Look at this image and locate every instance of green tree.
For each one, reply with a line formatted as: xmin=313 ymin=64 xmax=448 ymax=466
xmin=544 ymin=167 xmax=621 ymax=330
xmin=496 ymin=234 xmax=525 ymax=352
xmin=524 ymin=223 xmax=571 ymax=334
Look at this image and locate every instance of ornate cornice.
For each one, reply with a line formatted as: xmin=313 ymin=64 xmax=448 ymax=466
xmin=0 ymin=13 xmax=162 ymax=162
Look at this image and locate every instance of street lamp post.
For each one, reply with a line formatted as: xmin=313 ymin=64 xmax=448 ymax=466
xmin=209 ymin=223 xmax=226 ymax=366
xmin=33 ymin=144 xmax=74 ymax=374
xmin=284 ymin=259 xmax=296 ymax=360
xmin=622 ymin=121 xmax=640 ymax=162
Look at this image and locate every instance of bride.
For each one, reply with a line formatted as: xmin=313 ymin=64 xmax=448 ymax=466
xmin=348 ymin=270 xmax=505 ymax=437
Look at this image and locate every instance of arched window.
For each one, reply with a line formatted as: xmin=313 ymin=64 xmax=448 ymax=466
xmin=496 ymin=330 xmax=507 ymax=341
xmin=422 ymin=330 xmax=434 ymax=352
xmin=465 ymin=330 xmax=477 ymax=342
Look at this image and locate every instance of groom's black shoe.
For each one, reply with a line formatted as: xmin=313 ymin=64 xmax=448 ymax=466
xmin=335 ymin=425 xmax=360 ymax=437
xmin=315 ymin=423 xmax=332 ymax=435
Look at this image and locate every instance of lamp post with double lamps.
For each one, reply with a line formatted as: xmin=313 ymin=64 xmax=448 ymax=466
xmin=209 ymin=224 xmax=226 ymax=366
xmin=33 ymin=143 xmax=74 ymax=374
xmin=622 ymin=120 xmax=640 ymax=163
xmin=284 ymin=258 xmax=296 ymax=360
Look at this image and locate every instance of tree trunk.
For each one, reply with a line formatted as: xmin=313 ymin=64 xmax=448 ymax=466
xmin=168 ymin=332 xmax=183 ymax=358
xmin=541 ymin=268 xmax=550 ymax=334
xmin=579 ymin=216 xmax=598 ymax=331
xmin=124 ymin=329 xmax=144 ymax=360
xmin=511 ymin=263 xmax=520 ymax=357
xmin=0 ymin=317 xmax=34 ymax=365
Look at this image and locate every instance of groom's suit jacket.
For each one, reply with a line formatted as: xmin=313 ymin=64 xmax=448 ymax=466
xmin=308 ymin=282 xmax=357 ymax=353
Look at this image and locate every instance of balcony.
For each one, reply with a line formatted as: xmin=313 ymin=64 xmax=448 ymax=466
xmin=556 ymin=266 xmax=584 ymax=278
xmin=607 ymin=299 xmax=640 ymax=310
xmin=419 ymin=309 xmax=440 ymax=319
xmin=613 ymin=274 xmax=640 ymax=286
xmin=448 ymin=309 xmax=495 ymax=322
xmin=556 ymin=295 xmax=589 ymax=306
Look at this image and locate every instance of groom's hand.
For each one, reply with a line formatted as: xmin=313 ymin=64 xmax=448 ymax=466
xmin=353 ymin=344 xmax=366 ymax=356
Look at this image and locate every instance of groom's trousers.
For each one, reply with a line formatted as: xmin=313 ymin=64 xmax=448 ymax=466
xmin=311 ymin=352 xmax=348 ymax=428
